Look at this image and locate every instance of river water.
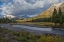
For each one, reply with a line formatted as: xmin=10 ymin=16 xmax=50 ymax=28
xmin=0 ymin=24 xmax=64 ymax=35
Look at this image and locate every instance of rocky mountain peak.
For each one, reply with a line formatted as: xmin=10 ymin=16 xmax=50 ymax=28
xmin=36 ymin=2 xmax=64 ymax=18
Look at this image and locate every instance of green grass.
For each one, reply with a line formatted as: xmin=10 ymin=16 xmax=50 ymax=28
xmin=34 ymin=22 xmax=54 ymax=26
xmin=33 ymin=22 xmax=64 ymax=28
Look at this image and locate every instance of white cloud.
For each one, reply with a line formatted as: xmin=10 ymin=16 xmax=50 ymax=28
xmin=0 ymin=0 xmax=64 ymax=17
xmin=44 ymin=0 xmax=59 ymax=4
xmin=1 ymin=0 xmax=44 ymax=16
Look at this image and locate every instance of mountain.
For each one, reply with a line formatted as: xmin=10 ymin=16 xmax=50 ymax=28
xmin=35 ymin=2 xmax=64 ymax=18
xmin=4 ymin=15 xmax=15 ymax=19
xmin=21 ymin=15 xmax=30 ymax=19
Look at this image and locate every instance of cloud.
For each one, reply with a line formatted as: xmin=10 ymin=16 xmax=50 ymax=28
xmin=0 ymin=0 xmax=64 ymax=17
xmin=44 ymin=0 xmax=59 ymax=4
xmin=0 ymin=0 xmax=13 ymax=2
xmin=0 ymin=8 xmax=2 ymax=12
xmin=1 ymin=0 xmax=44 ymax=16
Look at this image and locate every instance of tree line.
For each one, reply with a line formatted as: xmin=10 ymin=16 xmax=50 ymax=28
xmin=28 ymin=18 xmax=51 ymax=22
xmin=0 ymin=18 xmax=16 ymax=23
xmin=52 ymin=8 xmax=64 ymax=25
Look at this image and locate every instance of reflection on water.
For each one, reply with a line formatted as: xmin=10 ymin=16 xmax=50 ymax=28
xmin=0 ymin=24 xmax=64 ymax=35
xmin=12 ymin=25 xmax=64 ymax=35
xmin=13 ymin=25 xmax=52 ymax=31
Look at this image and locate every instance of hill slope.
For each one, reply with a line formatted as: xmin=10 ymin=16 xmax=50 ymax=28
xmin=35 ymin=2 xmax=64 ymax=18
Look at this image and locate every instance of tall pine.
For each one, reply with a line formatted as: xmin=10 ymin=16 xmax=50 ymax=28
xmin=58 ymin=8 xmax=63 ymax=25
xmin=52 ymin=8 xmax=57 ymax=25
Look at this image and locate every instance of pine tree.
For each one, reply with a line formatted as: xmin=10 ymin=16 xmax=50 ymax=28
xmin=52 ymin=8 xmax=57 ymax=25
xmin=58 ymin=8 xmax=63 ymax=25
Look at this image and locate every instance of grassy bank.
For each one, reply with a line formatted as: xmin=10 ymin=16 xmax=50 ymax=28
xmin=0 ymin=28 xmax=64 ymax=42
xmin=34 ymin=22 xmax=64 ymax=28
xmin=14 ymin=21 xmax=64 ymax=28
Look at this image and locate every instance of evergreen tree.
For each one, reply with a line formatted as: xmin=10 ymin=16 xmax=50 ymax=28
xmin=52 ymin=8 xmax=57 ymax=25
xmin=52 ymin=8 xmax=64 ymax=26
xmin=58 ymin=8 xmax=63 ymax=25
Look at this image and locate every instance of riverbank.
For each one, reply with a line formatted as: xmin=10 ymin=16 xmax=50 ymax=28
xmin=0 ymin=28 xmax=64 ymax=42
xmin=0 ymin=24 xmax=64 ymax=35
xmin=34 ymin=22 xmax=64 ymax=29
xmin=10 ymin=22 xmax=64 ymax=29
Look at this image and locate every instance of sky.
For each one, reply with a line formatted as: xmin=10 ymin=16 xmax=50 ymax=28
xmin=0 ymin=0 xmax=64 ymax=17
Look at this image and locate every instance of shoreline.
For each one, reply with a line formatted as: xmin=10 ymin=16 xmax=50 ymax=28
xmin=1 ymin=23 xmax=64 ymax=30
xmin=0 ymin=24 xmax=64 ymax=35
xmin=9 ymin=23 xmax=64 ymax=30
